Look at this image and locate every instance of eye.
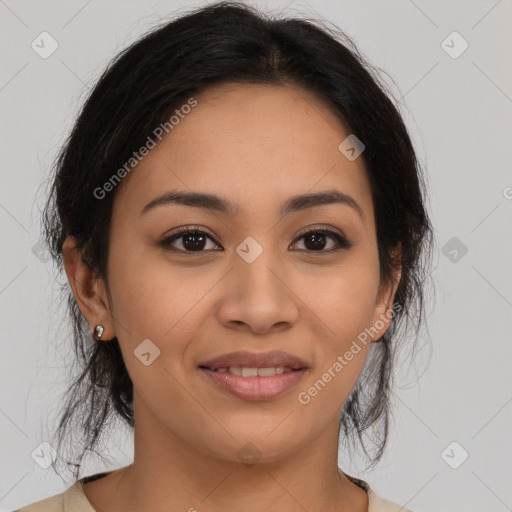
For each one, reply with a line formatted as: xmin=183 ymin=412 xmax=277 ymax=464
xmin=158 ymin=225 xmax=354 ymax=255
xmin=158 ymin=226 xmax=222 ymax=253
xmin=291 ymin=226 xmax=354 ymax=253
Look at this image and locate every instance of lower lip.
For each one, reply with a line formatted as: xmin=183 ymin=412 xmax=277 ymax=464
xmin=199 ymin=368 xmax=307 ymax=401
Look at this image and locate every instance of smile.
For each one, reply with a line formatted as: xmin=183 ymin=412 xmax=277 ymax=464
xmin=199 ymin=366 xmax=307 ymax=401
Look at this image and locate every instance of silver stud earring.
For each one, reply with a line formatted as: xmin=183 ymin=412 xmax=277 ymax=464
xmin=94 ymin=324 xmax=104 ymax=339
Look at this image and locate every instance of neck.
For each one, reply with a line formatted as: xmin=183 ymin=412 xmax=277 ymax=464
xmin=84 ymin=392 xmax=368 ymax=512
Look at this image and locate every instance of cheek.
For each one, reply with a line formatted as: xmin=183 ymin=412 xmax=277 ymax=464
xmin=294 ymin=273 xmax=374 ymax=417
xmin=291 ymin=254 xmax=379 ymax=409
xmin=106 ymin=240 xmax=224 ymax=381
xmin=107 ymin=221 xmax=179 ymax=326
xmin=105 ymin=248 xmax=209 ymax=415
xmin=296 ymin=256 xmax=380 ymax=347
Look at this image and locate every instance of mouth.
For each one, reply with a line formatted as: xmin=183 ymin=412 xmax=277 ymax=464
xmin=198 ymin=350 xmax=309 ymax=401
xmin=200 ymin=366 xmax=301 ymax=376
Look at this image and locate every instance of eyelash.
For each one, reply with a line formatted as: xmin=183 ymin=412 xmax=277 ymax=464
xmin=158 ymin=225 xmax=354 ymax=254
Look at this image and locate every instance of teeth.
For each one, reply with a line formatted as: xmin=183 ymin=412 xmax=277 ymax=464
xmin=241 ymin=367 xmax=258 ymax=377
xmin=213 ymin=366 xmax=295 ymax=377
xmin=258 ymin=367 xmax=282 ymax=377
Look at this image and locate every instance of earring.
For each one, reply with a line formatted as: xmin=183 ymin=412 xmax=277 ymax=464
xmin=94 ymin=324 xmax=104 ymax=339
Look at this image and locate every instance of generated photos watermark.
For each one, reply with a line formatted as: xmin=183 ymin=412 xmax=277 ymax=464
xmin=93 ymin=97 xmax=198 ymax=200
xmin=297 ymin=302 xmax=402 ymax=405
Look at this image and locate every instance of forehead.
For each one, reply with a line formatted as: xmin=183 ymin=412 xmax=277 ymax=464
xmin=114 ymin=83 xmax=374 ymax=222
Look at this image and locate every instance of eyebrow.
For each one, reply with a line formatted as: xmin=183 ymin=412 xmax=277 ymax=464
xmin=140 ymin=189 xmax=364 ymax=221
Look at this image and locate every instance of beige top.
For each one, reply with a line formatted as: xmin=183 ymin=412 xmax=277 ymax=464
xmin=14 ymin=471 xmax=412 ymax=512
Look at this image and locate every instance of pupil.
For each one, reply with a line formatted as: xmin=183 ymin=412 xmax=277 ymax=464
xmin=305 ymin=232 xmax=325 ymax=251
xmin=183 ymin=233 xmax=206 ymax=251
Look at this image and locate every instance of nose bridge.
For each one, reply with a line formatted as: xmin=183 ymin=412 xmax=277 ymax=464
xmin=234 ymin=233 xmax=284 ymax=297
xmin=215 ymin=233 xmax=299 ymax=332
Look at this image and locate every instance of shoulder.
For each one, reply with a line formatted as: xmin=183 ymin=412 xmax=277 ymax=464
xmin=346 ymin=474 xmax=412 ymax=512
xmin=367 ymin=487 xmax=413 ymax=512
xmin=13 ymin=490 xmax=65 ymax=512
xmin=13 ymin=480 xmax=95 ymax=512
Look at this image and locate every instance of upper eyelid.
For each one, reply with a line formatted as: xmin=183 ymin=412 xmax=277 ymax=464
xmin=298 ymin=225 xmax=347 ymax=239
xmin=165 ymin=223 xmax=347 ymax=236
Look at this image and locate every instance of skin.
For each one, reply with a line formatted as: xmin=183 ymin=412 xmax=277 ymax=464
xmin=62 ymin=82 xmax=401 ymax=512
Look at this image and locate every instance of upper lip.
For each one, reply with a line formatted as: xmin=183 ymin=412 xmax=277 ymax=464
xmin=199 ymin=350 xmax=308 ymax=370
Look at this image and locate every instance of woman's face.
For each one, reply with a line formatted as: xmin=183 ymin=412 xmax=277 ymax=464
xmin=98 ymin=83 xmax=398 ymax=463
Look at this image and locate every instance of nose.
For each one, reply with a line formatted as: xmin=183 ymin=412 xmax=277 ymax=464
xmin=215 ymin=252 xmax=300 ymax=335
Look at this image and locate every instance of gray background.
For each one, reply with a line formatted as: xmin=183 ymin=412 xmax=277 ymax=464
xmin=1 ymin=0 xmax=511 ymax=510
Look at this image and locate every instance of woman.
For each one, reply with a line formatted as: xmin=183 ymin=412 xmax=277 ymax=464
xmin=16 ymin=1 xmax=433 ymax=510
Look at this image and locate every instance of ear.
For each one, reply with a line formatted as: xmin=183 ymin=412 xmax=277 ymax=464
xmin=61 ymin=235 xmax=115 ymax=341
xmin=369 ymin=243 xmax=402 ymax=343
